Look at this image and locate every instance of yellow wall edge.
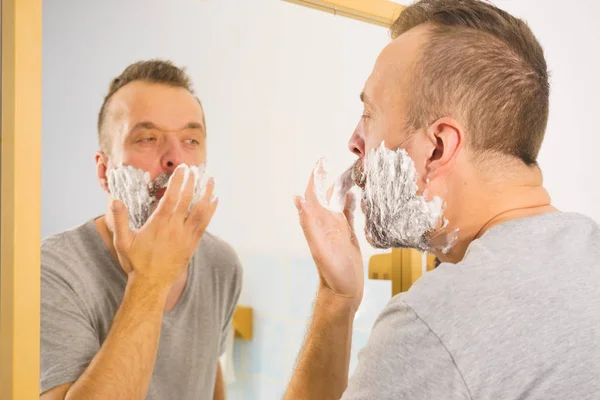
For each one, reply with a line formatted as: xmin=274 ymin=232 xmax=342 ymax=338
xmin=1 ymin=0 xmax=42 ymax=398
xmin=283 ymin=0 xmax=405 ymax=27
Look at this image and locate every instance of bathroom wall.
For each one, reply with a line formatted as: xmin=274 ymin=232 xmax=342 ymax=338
xmin=42 ymin=0 xmax=600 ymax=399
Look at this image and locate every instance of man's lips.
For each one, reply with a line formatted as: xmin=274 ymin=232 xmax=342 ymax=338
xmin=155 ymin=187 xmax=167 ymax=200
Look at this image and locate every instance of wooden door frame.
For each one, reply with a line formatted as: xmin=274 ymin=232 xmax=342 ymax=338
xmin=283 ymin=0 xmax=405 ymax=27
xmin=0 ymin=0 xmax=42 ymax=398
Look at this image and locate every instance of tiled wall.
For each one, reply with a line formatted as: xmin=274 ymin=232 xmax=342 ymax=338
xmin=226 ymin=250 xmax=392 ymax=400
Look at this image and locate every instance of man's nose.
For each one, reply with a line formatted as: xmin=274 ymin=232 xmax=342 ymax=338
xmin=161 ymin=136 xmax=184 ymax=173
xmin=348 ymin=126 xmax=365 ymax=157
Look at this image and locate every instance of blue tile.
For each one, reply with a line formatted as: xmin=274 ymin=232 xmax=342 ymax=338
xmin=256 ymin=379 xmax=286 ymax=400
xmin=227 ymin=375 xmax=259 ymax=400
xmin=238 ymin=252 xmax=289 ymax=317
xmin=233 ymin=339 xmax=244 ymax=375
xmin=228 ymin=375 xmax=286 ymax=400
xmin=246 ymin=316 xmax=287 ymax=381
xmin=289 ymin=256 xmax=319 ymax=321
xmin=226 ymin=375 xmax=252 ymax=400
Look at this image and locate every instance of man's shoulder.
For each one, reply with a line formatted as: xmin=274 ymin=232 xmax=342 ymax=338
xmin=41 ymin=221 xmax=93 ymax=263
xmin=41 ymin=219 xmax=111 ymax=285
xmin=196 ymin=231 xmax=243 ymax=277
xmin=400 ymin=212 xmax=600 ymax=329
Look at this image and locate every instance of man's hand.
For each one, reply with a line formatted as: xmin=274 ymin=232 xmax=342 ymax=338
xmin=284 ymin=160 xmax=363 ymax=400
xmin=111 ymin=165 xmax=218 ymax=290
xmin=294 ymin=159 xmax=364 ymax=312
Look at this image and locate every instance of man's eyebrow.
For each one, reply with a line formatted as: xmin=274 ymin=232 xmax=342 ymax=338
xmin=130 ymin=121 xmax=157 ymax=133
xmin=129 ymin=121 xmax=205 ymax=134
xmin=185 ymin=122 xmax=204 ymax=130
xmin=360 ymin=91 xmax=372 ymax=105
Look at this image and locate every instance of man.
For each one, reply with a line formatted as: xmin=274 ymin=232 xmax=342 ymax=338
xmin=286 ymin=0 xmax=600 ymax=399
xmin=40 ymin=60 xmax=242 ymax=400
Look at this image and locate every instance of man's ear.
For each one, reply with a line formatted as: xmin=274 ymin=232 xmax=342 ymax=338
xmin=95 ymin=151 xmax=110 ymax=193
xmin=424 ymin=117 xmax=464 ymax=180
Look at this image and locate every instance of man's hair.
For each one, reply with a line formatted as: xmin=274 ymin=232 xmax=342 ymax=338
xmin=391 ymin=0 xmax=549 ymax=166
xmin=97 ymin=59 xmax=202 ymax=155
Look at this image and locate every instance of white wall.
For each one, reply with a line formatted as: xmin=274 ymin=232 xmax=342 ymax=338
xmin=492 ymin=0 xmax=600 ymax=219
xmin=42 ymin=0 xmax=600 ymax=398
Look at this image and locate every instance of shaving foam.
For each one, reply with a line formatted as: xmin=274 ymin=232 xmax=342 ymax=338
xmin=312 ymin=159 xmax=356 ymax=213
xmin=313 ymin=157 xmax=329 ymax=208
xmin=107 ymin=163 xmax=214 ymax=231
xmin=362 ymin=142 xmax=457 ymax=253
xmin=168 ymin=163 xmax=214 ymax=207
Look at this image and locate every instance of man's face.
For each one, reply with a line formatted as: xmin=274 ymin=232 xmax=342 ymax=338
xmin=349 ymin=26 xmax=431 ymax=181
xmin=99 ymin=81 xmax=207 ymax=229
xmin=107 ymin=81 xmax=206 ymax=186
xmin=348 ymin=26 xmax=454 ymax=251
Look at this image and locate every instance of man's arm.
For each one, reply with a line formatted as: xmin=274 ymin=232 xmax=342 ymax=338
xmin=62 ymin=279 xmax=168 ymax=400
xmin=41 ymin=166 xmax=218 ymax=400
xmin=284 ymin=162 xmax=363 ymax=400
xmin=41 ymin=279 xmax=167 ymax=400
xmin=285 ymin=288 xmax=355 ymax=399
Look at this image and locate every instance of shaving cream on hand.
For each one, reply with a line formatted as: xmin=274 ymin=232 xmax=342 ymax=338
xmin=312 ymin=158 xmax=356 ymax=214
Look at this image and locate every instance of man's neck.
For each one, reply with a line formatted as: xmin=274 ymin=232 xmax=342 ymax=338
xmin=435 ymin=171 xmax=557 ymax=264
xmin=94 ymin=214 xmax=122 ymax=270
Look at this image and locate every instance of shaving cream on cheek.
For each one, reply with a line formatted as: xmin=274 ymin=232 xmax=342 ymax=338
xmin=362 ymin=142 xmax=457 ymax=253
xmin=107 ymin=163 xmax=215 ymax=231
xmin=166 ymin=163 xmax=215 ymax=207
xmin=107 ymin=165 xmax=156 ymax=231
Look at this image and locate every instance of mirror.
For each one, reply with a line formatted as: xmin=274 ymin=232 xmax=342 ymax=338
xmin=2 ymin=0 xmax=598 ymax=399
xmin=40 ymin=1 xmax=402 ymax=398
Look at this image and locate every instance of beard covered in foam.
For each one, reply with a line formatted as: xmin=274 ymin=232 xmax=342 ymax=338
xmin=353 ymin=142 xmax=457 ymax=253
xmin=107 ymin=163 xmax=213 ymax=231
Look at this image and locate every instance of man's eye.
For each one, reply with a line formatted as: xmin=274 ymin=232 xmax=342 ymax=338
xmin=138 ymin=137 xmax=156 ymax=142
xmin=185 ymin=138 xmax=200 ymax=145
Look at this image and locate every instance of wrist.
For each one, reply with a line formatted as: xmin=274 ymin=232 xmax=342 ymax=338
xmin=316 ymin=286 xmax=358 ymax=317
xmin=125 ymin=273 xmax=170 ymax=305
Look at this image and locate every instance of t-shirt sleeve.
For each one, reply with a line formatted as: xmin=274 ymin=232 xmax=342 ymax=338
xmin=40 ymin=265 xmax=100 ymax=394
xmin=341 ymin=297 xmax=471 ymax=400
xmin=219 ymin=257 xmax=243 ymax=356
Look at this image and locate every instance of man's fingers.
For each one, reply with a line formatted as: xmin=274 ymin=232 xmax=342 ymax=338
xmin=202 ymin=178 xmax=215 ymax=203
xmin=294 ymin=196 xmax=323 ymax=248
xmin=305 ymin=158 xmax=328 ymax=209
xmin=185 ymin=178 xmax=217 ymax=235
xmin=110 ymin=199 xmax=133 ymax=251
xmin=173 ymin=167 xmax=196 ymax=218
xmin=154 ymin=167 xmax=185 ymax=219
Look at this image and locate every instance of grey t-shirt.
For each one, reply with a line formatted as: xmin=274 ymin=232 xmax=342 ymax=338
xmin=40 ymin=219 xmax=242 ymax=399
xmin=344 ymin=212 xmax=600 ymax=400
